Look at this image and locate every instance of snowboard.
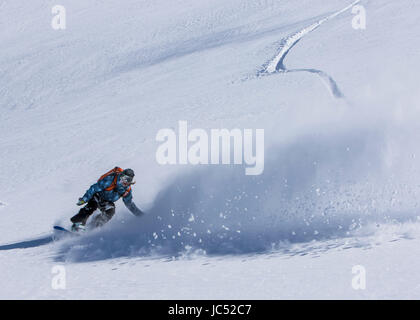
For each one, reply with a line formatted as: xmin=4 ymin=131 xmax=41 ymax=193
xmin=53 ymin=225 xmax=81 ymax=236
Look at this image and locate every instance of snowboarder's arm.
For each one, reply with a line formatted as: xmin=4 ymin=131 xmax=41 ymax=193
xmin=122 ymin=191 xmax=144 ymax=217
xmin=81 ymin=176 xmax=113 ymax=202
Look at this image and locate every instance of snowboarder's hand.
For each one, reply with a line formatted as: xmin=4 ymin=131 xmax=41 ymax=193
xmin=77 ymin=198 xmax=86 ymax=206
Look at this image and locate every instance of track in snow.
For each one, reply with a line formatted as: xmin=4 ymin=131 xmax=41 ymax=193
xmin=259 ymin=0 xmax=361 ymax=98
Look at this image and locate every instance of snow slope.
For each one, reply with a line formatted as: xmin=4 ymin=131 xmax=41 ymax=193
xmin=1 ymin=0 xmax=420 ymax=299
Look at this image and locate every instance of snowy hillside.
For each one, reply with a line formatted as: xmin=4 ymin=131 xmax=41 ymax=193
xmin=1 ymin=0 xmax=420 ymax=299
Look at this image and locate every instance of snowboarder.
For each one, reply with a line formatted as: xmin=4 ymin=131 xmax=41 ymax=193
xmin=70 ymin=167 xmax=144 ymax=232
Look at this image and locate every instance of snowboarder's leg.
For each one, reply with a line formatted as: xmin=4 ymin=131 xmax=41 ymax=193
xmin=92 ymin=201 xmax=115 ymax=228
xmin=70 ymin=197 xmax=99 ymax=225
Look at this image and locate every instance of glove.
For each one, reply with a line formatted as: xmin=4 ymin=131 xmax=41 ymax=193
xmin=77 ymin=198 xmax=86 ymax=206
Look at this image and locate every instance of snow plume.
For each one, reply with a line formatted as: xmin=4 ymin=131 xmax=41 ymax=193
xmin=57 ymin=108 xmax=420 ymax=262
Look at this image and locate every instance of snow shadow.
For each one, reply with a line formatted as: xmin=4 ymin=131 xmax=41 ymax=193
xmin=0 ymin=235 xmax=54 ymax=250
xmin=55 ymin=123 xmax=418 ymax=262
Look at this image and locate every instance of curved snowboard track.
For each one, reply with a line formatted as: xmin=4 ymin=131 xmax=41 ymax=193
xmin=259 ymin=0 xmax=361 ymax=98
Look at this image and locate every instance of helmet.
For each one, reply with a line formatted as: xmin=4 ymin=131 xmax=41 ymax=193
xmin=122 ymin=168 xmax=135 ymax=177
xmin=120 ymin=168 xmax=135 ymax=186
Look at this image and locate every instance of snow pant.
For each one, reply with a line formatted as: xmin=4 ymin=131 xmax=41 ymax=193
xmin=70 ymin=194 xmax=115 ymax=227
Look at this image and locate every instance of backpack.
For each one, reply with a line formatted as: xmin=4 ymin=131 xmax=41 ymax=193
xmin=98 ymin=167 xmax=131 ymax=197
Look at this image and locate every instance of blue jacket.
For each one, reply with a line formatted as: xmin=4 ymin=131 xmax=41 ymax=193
xmin=81 ymin=174 xmax=143 ymax=216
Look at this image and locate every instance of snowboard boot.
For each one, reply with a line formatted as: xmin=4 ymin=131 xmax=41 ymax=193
xmin=71 ymin=222 xmax=86 ymax=233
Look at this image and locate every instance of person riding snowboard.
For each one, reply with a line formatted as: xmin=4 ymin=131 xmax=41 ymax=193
xmin=70 ymin=167 xmax=144 ymax=232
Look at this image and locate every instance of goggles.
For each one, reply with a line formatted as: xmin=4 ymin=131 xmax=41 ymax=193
xmin=120 ymin=174 xmax=134 ymax=186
